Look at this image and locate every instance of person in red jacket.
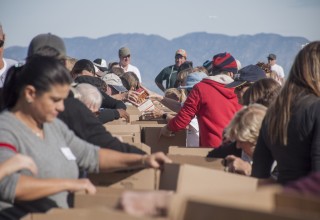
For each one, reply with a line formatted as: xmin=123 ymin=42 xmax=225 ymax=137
xmin=160 ymin=52 xmax=241 ymax=148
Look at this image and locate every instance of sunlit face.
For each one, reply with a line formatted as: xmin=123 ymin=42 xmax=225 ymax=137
xmin=30 ymin=84 xmax=70 ymax=123
xmin=120 ymin=55 xmax=131 ymax=67
xmin=236 ymin=141 xmax=255 ymax=158
xmin=175 ymin=55 xmax=186 ymax=67
xmin=268 ymin=59 xmax=276 ymax=66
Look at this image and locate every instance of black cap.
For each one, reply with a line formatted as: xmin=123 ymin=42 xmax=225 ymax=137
xmin=225 ymin=65 xmax=266 ymax=88
xmin=267 ymin=54 xmax=276 ymax=60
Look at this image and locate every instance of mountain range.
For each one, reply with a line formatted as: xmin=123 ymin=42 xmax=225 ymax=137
xmin=4 ymin=32 xmax=309 ymax=93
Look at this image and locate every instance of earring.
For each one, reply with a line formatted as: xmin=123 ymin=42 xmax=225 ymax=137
xmin=26 ymin=99 xmax=32 ymax=103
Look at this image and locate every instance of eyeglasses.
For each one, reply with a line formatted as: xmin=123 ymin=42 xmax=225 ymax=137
xmin=0 ymin=40 xmax=4 ymax=48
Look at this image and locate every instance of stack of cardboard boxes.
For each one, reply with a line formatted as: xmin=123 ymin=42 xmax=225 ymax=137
xmin=22 ymin=105 xmax=320 ymax=219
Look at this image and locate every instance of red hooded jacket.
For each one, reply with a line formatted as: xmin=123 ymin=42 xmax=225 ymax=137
xmin=168 ymin=76 xmax=241 ymax=148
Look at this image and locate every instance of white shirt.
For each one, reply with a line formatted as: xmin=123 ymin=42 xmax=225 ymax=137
xmin=0 ymin=58 xmax=18 ymax=88
xmin=271 ymin=63 xmax=285 ymax=78
xmin=124 ymin=64 xmax=142 ymax=83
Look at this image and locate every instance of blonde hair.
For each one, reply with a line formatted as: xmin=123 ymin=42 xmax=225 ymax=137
xmin=164 ymin=88 xmax=186 ymax=103
xmin=225 ymin=104 xmax=267 ymax=145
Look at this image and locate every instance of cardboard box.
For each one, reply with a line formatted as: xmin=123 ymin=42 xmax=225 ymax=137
xmin=167 ymin=155 xmax=224 ymax=171
xmin=22 ymin=207 xmax=155 ymax=220
xmin=132 ymin=143 xmax=151 ymax=154
xmin=126 ymin=105 xmax=141 ymax=123
xmin=131 ymin=119 xmax=167 ymax=125
xmin=105 ymin=118 xmax=128 ymax=125
xmin=275 ymin=192 xmax=320 ymax=218
xmin=73 ymin=187 xmax=125 ymax=209
xmin=104 ymin=124 xmax=141 ymax=144
xmin=141 ymin=125 xmax=186 ymax=153
xmin=159 ymin=163 xmax=258 ymax=196
xmin=88 ymin=168 xmax=159 ymax=190
xmin=169 ymin=194 xmax=307 ymax=220
xmin=168 ymin=146 xmax=212 ymax=157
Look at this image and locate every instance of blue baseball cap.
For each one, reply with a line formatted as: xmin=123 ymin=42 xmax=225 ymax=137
xmin=178 ymin=72 xmax=208 ymax=89
xmin=225 ymin=64 xmax=266 ymax=88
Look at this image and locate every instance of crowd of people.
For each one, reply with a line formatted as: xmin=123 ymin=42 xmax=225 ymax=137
xmin=0 ymin=21 xmax=319 ymax=219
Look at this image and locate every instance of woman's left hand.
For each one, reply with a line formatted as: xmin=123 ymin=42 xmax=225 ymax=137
xmin=142 ymin=152 xmax=172 ymax=169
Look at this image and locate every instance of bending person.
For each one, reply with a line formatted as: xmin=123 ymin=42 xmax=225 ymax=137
xmin=0 ymin=55 xmax=171 ymax=219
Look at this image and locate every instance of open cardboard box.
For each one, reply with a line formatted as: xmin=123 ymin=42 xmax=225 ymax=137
xmin=73 ymin=187 xmax=125 ymax=209
xmin=87 ymin=168 xmax=160 ymax=190
xmin=169 ymin=193 xmax=308 ymax=220
xmin=21 ymin=207 xmax=156 ymax=220
xmin=132 ymin=143 xmax=151 ymax=154
xmin=274 ymin=191 xmax=320 ymax=218
xmin=167 ymin=155 xmax=225 ymax=170
xmin=141 ymin=124 xmax=186 ymax=153
xmin=104 ymin=124 xmax=141 ymax=144
xmin=159 ymin=163 xmax=259 ymax=196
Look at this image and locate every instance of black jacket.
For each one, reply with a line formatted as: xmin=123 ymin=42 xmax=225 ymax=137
xmin=58 ymin=95 xmax=145 ymax=155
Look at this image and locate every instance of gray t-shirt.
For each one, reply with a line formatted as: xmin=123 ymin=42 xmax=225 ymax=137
xmin=0 ymin=111 xmax=100 ymax=219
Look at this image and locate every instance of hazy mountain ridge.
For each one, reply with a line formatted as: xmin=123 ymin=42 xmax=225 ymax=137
xmin=4 ymin=32 xmax=309 ymax=92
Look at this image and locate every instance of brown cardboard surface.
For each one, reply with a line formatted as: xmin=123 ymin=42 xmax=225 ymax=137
xmin=170 ymin=195 xmax=307 ymax=220
xmin=22 ymin=207 xmax=155 ymax=220
xmin=167 ymin=155 xmax=224 ymax=170
xmin=159 ymin=163 xmax=258 ymax=196
xmin=73 ymin=187 xmax=125 ymax=209
xmin=168 ymin=146 xmax=213 ymax=157
xmin=141 ymin=125 xmax=186 ymax=153
xmin=132 ymin=143 xmax=151 ymax=154
xmin=104 ymin=124 xmax=141 ymax=144
xmin=131 ymin=120 xmax=167 ymax=125
xmin=275 ymin=192 xmax=320 ymax=218
xmin=88 ymin=168 xmax=159 ymax=190
xmin=105 ymin=118 xmax=128 ymax=125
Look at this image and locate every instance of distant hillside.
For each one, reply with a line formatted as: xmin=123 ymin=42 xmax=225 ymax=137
xmin=4 ymin=32 xmax=309 ymax=93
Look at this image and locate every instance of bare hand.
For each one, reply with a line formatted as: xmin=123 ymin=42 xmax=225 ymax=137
xmin=143 ymin=107 xmax=164 ymax=120
xmin=119 ymin=190 xmax=173 ymax=217
xmin=159 ymin=125 xmax=174 ymax=138
xmin=224 ymin=155 xmax=252 ymax=176
xmin=0 ymin=154 xmax=38 ymax=177
xmin=143 ymin=152 xmax=172 ymax=169
xmin=117 ymin=109 xmax=130 ymax=121
xmin=66 ymin=178 xmax=96 ymax=195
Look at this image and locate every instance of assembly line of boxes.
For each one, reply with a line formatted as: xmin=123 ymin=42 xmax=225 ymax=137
xmin=22 ymin=105 xmax=320 ymax=220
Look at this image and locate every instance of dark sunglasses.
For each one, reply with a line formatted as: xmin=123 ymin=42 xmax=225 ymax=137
xmin=0 ymin=40 xmax=4 ymax=48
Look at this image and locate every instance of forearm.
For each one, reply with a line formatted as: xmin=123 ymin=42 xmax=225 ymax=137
xmin=15 ymin=175 xmax=74 ymax=201
xmin=99 ymin=149 xmax=144 ymax=171
xmin=0 ymin=168 xmax=8 ymax=181
xmin=156 ymin=82 xmax=165 ymax=92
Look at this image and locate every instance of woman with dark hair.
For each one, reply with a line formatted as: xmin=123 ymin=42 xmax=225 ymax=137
xmin=0 ymin=55 xmax=171 ymax=219
xmin=252 ymin=41 xmax=320 ymax=184
xmin=70 ymin=59 xmax=96 ymax=79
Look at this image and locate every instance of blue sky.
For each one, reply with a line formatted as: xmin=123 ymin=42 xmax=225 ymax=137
xmin=1 ymin=0 xmax=319 ymax=48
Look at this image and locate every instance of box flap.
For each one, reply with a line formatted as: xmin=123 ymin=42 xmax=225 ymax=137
xmin=160 ymin=163 xmax=258 ymax=195
xmin=168 ymin=146 xmax=212 ymax=157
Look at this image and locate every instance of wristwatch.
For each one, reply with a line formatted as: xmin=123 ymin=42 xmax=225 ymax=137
xmin=162 ymin=113 xmax=168 ymax=120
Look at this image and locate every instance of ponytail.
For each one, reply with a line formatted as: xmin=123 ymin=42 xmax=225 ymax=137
xmin=1 ymin=65 xmax=24 ymax=110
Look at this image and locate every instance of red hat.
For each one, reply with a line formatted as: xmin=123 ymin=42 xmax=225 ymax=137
xmin=211 ymin=52 xmax=238 ymax=75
